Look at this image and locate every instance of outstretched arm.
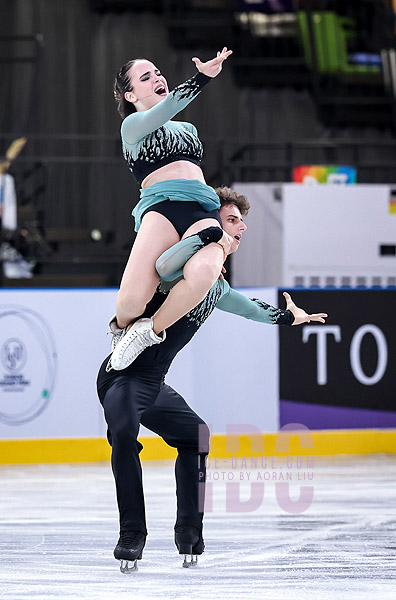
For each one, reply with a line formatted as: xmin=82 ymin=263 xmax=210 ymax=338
xmin=216 ymin=283 xmax=294 ymax=325
xmin=216 ymin=286 xmax=328 ymax=326
xmin=122 ymin=47 xmax=232 ymax=144
xmin=121 ymin=72 xmax=211 ymax=144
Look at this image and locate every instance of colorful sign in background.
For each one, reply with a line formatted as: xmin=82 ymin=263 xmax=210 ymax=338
xmin=293 ymin=165 xmax=357 ymax=184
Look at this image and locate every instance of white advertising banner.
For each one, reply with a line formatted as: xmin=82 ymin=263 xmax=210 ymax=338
xmin=0 ymin=288 xmax=279 ymax=441
xmin=0 ymin=289 xmax=116 ymax=440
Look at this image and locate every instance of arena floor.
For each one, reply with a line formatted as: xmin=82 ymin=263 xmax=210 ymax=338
xmin=1 ymin=455 xmax=395 ymax=600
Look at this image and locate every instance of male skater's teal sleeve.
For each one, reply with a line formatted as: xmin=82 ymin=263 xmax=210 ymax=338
xmin=216 ymin=281 xmax=294 ymax=325
xmin=156 ymin=226 xmax=223 ymax=282
xmin=121 ymin=72 xmax=212 ymax=145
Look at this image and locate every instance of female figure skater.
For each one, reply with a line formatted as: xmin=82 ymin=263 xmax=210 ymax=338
xmin=109 ymin=48 xmax=233 ymax=371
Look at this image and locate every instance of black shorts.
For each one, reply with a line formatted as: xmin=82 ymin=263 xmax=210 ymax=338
xmin=141 ymin=200 xmax=222 ymax=237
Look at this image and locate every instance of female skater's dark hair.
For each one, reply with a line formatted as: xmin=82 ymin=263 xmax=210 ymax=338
xmin=215 ymin=186 xmax=250 ymax=216
xmin=113 ymin=58 xmax=146 ymax=120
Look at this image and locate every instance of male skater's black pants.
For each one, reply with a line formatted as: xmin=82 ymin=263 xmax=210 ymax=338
xmin=98 ymin=367 xmax=209 ymax=536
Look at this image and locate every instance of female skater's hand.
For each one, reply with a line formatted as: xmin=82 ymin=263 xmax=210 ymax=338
xmin=192 ymin=47 xmax=233 ymax=78
xmin=217 ymin=231 xmax=234 ymax=259
xmin=283 ymin=292 xmax=328 ymax=326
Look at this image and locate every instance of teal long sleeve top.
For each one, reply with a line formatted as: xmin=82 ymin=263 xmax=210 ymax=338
xmin=121 ymin=72 xmax=212 ymax=186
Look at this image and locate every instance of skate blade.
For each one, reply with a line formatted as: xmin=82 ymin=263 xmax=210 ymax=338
xmin=120 ymin=559 xmax=138 ymax=573
xmin=182 ymin=554 xmax=198 ymax=568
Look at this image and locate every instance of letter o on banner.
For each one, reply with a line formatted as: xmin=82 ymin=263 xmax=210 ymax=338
xmin=350 ymin=325 xmax=388 ymax=386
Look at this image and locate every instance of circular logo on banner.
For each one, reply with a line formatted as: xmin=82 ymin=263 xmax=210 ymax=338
xmin=0 ymin=306 xmax=57 ymax=426
xmin=1 ymin=339 xmax=27 ymax=373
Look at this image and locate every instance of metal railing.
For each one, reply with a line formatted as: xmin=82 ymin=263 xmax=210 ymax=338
xmin=1 ymin=134 xmax=395 ymax=285
xmin=216 ymin=138 xmax=396 ymax=184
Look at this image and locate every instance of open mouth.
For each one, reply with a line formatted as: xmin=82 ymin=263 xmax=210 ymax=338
xmin=154 ymin=86 xmax=167 ymax=95
xmin=234 ymin=235 xmax=241 ymax=241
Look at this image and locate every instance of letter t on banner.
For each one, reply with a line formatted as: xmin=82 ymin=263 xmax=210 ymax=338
xmin=302 ymin=325 xmax=341 ymax=385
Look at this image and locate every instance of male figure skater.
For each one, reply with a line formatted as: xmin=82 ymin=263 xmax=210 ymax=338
xmin=97 ymin=187 xmax=327 ymax=572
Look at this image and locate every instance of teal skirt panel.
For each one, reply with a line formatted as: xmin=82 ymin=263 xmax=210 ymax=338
xmin=132 ymin=179 xmax=220 ymax=232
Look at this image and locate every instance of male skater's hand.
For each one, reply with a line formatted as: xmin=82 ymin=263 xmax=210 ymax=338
xmin=283 ymin=292 xmax=328 ymax=326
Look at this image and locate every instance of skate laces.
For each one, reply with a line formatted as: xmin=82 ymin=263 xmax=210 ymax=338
xmin=107 ymin=323 xmax=127 ymax=351
xmin=119 ymin=327 xmax=154 ymax=353
xmin=111 ymin=329 xmax=125 ymax=351
xmin=110 ymin=319 xmax=165 ymax=370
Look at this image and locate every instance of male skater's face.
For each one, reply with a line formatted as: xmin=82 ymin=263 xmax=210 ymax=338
xmin=219 ymin=204 xmax=247 ymax=254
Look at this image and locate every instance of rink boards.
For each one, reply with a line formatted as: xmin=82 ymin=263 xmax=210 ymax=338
xmin=0 ymin=287 xmax=395 ymax=463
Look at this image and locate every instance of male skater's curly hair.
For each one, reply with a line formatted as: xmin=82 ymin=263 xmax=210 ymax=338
xmin=215 ymin=186 xmax=250 ymax=216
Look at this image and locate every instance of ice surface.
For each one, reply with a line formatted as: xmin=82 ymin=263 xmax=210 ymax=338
xmin=0 ymin=455 xmax=395 ymax=600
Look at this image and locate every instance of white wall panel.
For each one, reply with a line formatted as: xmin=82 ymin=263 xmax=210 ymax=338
xmin=232 ymin=183 xmax=283 ymax=288
xmin=231 ymin=183 xmax=396 ymax=289
xmin=283 ymin=184 xmax=396 ymax=288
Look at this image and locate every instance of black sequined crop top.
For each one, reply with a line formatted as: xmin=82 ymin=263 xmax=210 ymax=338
xmin=120 ymin=72 xmax=212 ymax=186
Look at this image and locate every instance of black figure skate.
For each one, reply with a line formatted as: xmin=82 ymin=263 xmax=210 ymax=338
xmin=174 ymin=525 xmax=204 ymax=568
xmin=114 ymin=531 xmax=146 ymax=573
